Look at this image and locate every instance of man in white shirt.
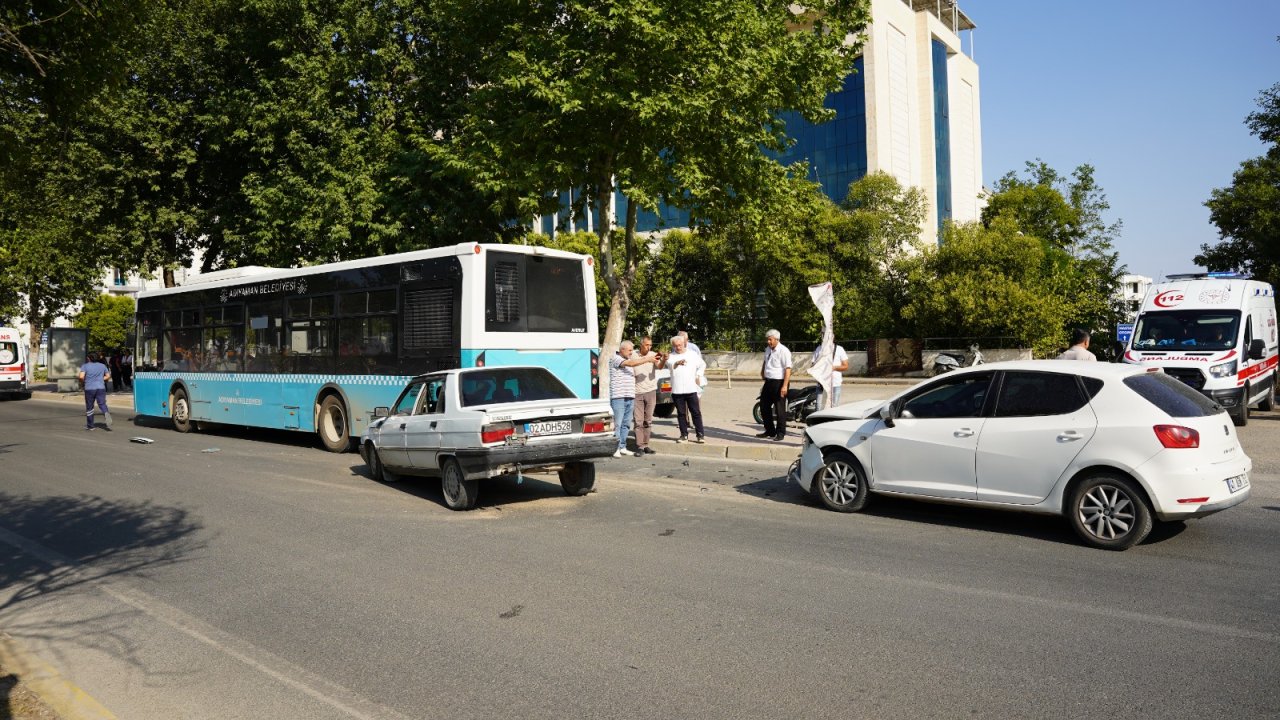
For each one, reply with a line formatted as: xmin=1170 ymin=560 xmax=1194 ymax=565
xmin=666 ymin=335 xmax=707 ymax=443
xmin=609 ymin=340 xmax=652 ymax=457
xmin=758 ymin=329 xmax=792 ymax=441
xmin=811 ymin=344 xmax=850 ymax=408
xmin=1057 ymin=329 xmax=1098 ymax=361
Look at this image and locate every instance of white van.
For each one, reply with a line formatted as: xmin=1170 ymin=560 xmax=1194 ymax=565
xmin=0 ymin=326 xmax=31 ymax=399
xmin=1123 ymin=273 xmax=1277 ymax=426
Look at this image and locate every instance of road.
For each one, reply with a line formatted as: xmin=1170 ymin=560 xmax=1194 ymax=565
xmin=1 ymin=390 xmax=1278 ymax=719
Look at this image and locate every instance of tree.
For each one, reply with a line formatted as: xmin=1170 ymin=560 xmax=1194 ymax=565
xmin=982 ymin=161 xmax=1127 ymax=352
xmin=73 ymin=294 xmax=136 ymax=351
xmin=905 ymin=221 xmax=1067 ymax=355
xmin=832 ymin=171 xmax=928 ymax=338
xmin=1197 ymin=75 xmax=1280 ymax=288
xmin=432 ymin=0 xmax=872 ymax=353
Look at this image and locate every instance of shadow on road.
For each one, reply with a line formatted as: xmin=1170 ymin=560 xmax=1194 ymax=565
xmin=347 ymin=463 xmax=581 ymax=511
xmin=739 ymin=479 xmax=1190 ymax=548
xmin=0 ymin=491 xmax=206 ymax=699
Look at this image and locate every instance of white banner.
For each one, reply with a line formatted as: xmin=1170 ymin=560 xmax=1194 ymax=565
xmin=807 ymin=282 xmax=834 ymax=408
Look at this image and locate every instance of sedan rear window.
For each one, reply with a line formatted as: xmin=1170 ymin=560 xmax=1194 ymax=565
xmin=460 ymin=367 xmax=575 ymax=406
xmin=1123 ymin=372 xmax=1223 ymax=417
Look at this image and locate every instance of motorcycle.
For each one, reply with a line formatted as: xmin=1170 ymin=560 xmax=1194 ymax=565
xmin=752 ymin=385 xmax=823 ymax=425
xmin=933 ymin=344 xmax=985 ymax=375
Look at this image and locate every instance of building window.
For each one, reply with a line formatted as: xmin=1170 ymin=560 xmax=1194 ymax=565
xmin=932 ymin=39 xmax=952 ymax=234
xmin=774 ymin=57 xmax=868 ymax=205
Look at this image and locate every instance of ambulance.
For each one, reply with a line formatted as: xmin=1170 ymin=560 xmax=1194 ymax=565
xmin=0 ymin=326 xmax=31 ymax=399
xmin=1123 ymin=272 xmax=1278 ymax=426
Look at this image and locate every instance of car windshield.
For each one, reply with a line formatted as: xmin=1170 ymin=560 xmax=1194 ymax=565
xmin=459 ymin=367 xmax=575 ymax=406
xmin=1132 ymin=310 xmax=1239 ymax=351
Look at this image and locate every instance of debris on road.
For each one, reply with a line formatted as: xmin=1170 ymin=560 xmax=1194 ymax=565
xmin=129 ymin=436 xmax=154 ymax=444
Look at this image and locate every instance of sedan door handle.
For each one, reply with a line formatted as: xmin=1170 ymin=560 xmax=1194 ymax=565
xmin=1057 ymin=431 xmax=1083 ymax=441
xmin=398 ymin=423 xmax=406 ymax=430
xmin=430 ymin=421 xmax=437 ymax=429
xmin=954 ymin=428 xmax=975 ymax=438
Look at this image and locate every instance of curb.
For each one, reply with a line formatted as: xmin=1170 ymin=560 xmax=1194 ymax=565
xmin=0 ymin=631 xmax=117 ymax=720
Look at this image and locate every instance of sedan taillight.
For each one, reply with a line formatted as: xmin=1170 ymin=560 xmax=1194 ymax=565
xmin=481 ymin=422 xmax=514 ymax=443
xmin=582 ymin=414 xmax=612 ymax=434
xmin=1154 ymin=425 xmax=1199 ymax=449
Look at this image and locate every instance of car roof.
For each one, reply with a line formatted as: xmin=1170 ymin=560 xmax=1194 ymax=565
xmin=949 ymin=359 xmax=1150 ymax=380
xmin=409 ymin=365 xmax=552 ymax=382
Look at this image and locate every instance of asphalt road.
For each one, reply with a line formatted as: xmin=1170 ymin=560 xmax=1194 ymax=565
xmin=1 ymin=394 xmax=1278 ymax=719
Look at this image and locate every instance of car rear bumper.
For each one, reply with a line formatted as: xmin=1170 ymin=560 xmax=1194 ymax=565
xmin=1165 ymin=485 xmax=1251 ymax=519
xmin=455 ymin=435 xmax=617 ymax=479
xmin=0 ymin=378 xmax=27 ymax=392
xmin=1137 ymin=453 xmax=1253 ymax=521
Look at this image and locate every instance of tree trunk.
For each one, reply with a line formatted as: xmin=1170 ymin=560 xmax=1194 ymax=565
xmin=597 ymin=186 xmax=639 ymax=358
xmin=164 ymin=267 xmax=176 ymax=288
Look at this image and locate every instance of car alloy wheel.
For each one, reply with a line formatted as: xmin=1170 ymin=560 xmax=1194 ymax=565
xmin=1070 ymin=474 xmax=1153 ymax=550
xmin=816 ymin=450 xmax=868 ymax=513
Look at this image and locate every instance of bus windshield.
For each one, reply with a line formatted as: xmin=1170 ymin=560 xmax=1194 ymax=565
xmin=1132 ymin=310 xmax=1240 ymax=351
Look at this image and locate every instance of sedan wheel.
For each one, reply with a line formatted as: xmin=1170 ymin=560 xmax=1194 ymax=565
xmin=816 ymin=450 xmax=869 ymax=513
xmin=1069 ymin=474 xmax=1153 ymax=550
xmin=441 ymin=457 xmax=478 ymax=510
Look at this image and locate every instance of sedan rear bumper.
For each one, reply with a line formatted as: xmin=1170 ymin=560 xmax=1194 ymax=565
xmin=455 ymin=435 xmax=617 ymax=479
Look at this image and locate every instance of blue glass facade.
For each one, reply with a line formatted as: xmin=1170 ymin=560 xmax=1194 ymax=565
xmin=538 ymin=190 xmax=689 ymax=235
xmin=931 ymin=39 xmax=952 ymax=233
xmin=775 ymin=57 xmax=868 ymax=204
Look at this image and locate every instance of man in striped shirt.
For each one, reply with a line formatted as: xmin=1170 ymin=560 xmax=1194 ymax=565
xmin=609 ymin=340 xmax=651 ymax=458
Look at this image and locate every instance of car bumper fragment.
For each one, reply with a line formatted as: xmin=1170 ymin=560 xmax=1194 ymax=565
xmin=454 ymin=435 xmax=617 ymax=479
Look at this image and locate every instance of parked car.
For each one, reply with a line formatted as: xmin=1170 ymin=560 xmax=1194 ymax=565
xmin=653 ymin=368 xmax=675 ymax=418
xmin=360 ymin=366 xmax=617 ymax=510
xmin=794 ymin=361 xmax=1252 ymax=550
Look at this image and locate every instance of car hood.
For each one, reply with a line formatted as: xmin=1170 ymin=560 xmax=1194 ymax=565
xmin=806 ymin=398 xmax=887 ymax=423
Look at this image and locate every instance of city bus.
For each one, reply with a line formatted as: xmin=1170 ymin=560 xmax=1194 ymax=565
xmin=133 ymin=243 xmax=600 ymax=451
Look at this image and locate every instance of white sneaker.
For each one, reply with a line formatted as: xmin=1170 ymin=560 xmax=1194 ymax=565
xmin=612 ymin=449 xmax=625 ymax=458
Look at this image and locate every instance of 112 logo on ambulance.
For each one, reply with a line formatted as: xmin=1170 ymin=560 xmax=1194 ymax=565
xmin=1153 ymin=290 xmax=1185 ymax=308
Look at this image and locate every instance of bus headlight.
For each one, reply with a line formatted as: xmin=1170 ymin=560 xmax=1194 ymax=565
xmin=1208 ymin=360 xmax=1237 ymax=379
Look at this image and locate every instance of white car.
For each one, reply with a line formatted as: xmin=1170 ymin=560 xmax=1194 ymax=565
xmin=795 ymin=361 xmax=1252 ymax=550
xmin=360 ymin=366 xmax=616 ymax=510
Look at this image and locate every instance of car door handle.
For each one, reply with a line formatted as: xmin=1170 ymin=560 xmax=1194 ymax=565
xmin=430 ymin=421 xmax=437 ymax=429
xmin=1057 ymin=431 xmax=1083 ymax=441
xmin=398 ymin=423 xmax=406 ymax=430
xmin=954 ymin=428 xmax=975 ymax=437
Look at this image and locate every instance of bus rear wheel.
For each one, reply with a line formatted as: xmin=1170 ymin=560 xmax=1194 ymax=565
xmin=172 ymin=388 xmax=193 ymax=433
xmin=318 ymin=395 xmax=351 ymax=453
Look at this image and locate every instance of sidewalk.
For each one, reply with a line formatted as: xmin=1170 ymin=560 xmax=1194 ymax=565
xmin=25 ymin=379 xmax=913 ymax=463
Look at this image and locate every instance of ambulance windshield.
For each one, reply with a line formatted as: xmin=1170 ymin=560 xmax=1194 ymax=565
xmin=1132 ymin=310 xmax=1240 ymax=351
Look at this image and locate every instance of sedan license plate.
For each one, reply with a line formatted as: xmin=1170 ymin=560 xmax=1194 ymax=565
xmin=1225 ymin=474 xmax=1249 ymax=494
xmin=525 ymin=420 xmax=571 ymax=437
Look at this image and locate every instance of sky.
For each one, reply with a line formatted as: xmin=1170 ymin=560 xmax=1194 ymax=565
xmin=967 ymin=0 xmax=1280 ymax=282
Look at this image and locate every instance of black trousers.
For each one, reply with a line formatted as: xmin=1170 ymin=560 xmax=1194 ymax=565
xmin=760 ymin=379 xmax=787 ymax=437
xmin=672 ymin=393 xmax=704 ymax=438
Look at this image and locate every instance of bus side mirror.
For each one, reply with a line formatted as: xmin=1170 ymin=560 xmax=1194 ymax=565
xmin=1248 ymin=339 xmax=1265 ymax=360
xmin=373 ymin=406 xmax=390 ymax=418
xmin=879 ymin=404 xmax=895 ymax=428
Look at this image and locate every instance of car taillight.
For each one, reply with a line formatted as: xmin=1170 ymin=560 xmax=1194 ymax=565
xmin=481 ymin=422 xmax=514 ymax=443
xmin=1154 ymin=425 xmax=1199 ymax=449
xmin=582 ymin=414 xmax=612 ymax=433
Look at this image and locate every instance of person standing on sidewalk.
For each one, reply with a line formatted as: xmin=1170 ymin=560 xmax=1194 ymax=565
xmin=631 ymin=336 xmax=665 ymax=455
xmin=811 ymin=343 xmax=850 ymax=408
xmin=609 ymin=340 xmax=650 ymax=458
xmin=109 ymin=349 xmax=124 ymax=392
xmin=78 ymin=352 xmax=112 ymax=431
xmin=666 ymin=335 xmax=707 ymax=443
xmin=121 ymin=348 xmax=134 ymax=389
xmin=758 ymin=329 xmax=791 ymax=441
xmin=1056 ymin=329 xmax=1097 ymax=360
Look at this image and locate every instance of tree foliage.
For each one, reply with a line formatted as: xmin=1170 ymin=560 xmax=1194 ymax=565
xmin=73 ymin=294 xmax=136 ymax=351
xmin=1197 ymin=74 xmax=1280 ymax=288
xmin=431 ymin=0 xmax=872 ymax=352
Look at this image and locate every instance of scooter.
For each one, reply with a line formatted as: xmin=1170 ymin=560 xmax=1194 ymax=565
xmin=933 ymin=344 xmax=984 ymax=375
xmin=752 ymin=385 xmax=823 ymax=425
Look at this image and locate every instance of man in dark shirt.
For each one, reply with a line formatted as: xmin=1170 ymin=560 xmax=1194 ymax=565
xmin=79 ymin=352 xmax=112 ymax=430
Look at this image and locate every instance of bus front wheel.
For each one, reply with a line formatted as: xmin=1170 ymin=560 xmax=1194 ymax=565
xmin=318 ymin=395 xmax=351 ymax=453
xmin=172 ymin=389 xmax=194 ymax=433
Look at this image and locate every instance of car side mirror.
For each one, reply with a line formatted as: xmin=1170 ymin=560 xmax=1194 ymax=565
xmin=373 ymin=406 xmax=390 ymax=418
xmin=1248 ymin=338 xmax=1265 ymax=360
xmin=879 ymin=404 xmax=895 ymax=428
